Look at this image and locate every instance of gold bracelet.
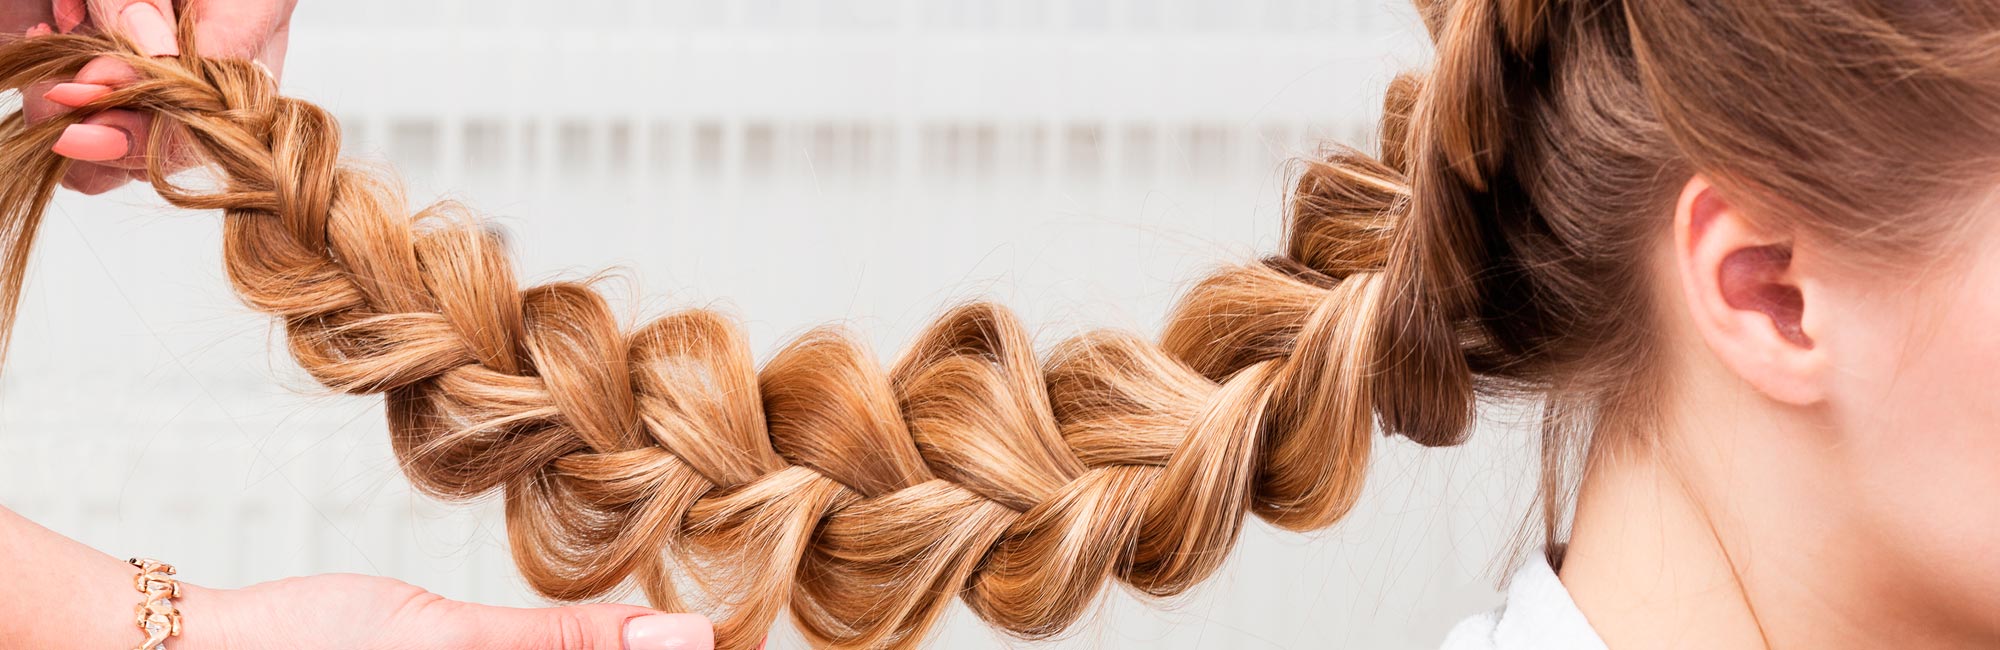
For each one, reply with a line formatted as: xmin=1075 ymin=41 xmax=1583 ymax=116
xmin=126 ymin=558 xmax=182 ymax=650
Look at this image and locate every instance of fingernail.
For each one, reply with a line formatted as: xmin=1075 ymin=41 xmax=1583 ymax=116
xmin=43 ymin=83 xmax=111 ymax=108
xmin=623 ymin=613 xmax=714 ymax=650
xmin=26 ymin=22 xmax=52 ymax=37
xmin=52 ymin=124 xmax=128 ymax=162
xmin=118 ymin=3 xmax=178 ymax=57
xmin=53 ymin=0 xmax=84 ymax=33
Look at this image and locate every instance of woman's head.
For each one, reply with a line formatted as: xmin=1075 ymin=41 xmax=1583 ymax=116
xmin=1346 ymin=0 xmax=2000 ymax=630
xmin=0 ymin=0 xmax=1996 ymax=648
xmin=1371 ymin=0 xmax=2000 ymax=435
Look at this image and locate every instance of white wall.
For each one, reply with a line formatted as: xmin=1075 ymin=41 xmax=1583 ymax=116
xmin=0 ymin=1 xmax=1544 ymax=648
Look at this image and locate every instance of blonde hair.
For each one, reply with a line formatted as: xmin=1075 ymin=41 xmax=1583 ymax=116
xmin=4 ymin=1 xmax=1999 ymax=648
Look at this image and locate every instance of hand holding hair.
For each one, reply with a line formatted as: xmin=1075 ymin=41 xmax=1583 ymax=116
xmin=0 ymin=505 xmax=718 ymax=650
xmin=0 ymin=7 xmax=724 ymax=650
xmin=207 ymin=573 xmax=719 ymax=650
xmin=3 ymin=0 xmax=296 ymax=194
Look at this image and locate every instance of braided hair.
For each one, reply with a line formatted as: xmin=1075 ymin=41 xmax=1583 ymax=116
xmin=6 ymin=1 xmax=2000 ymax=648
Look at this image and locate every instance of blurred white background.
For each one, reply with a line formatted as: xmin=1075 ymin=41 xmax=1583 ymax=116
xmin=0 ymin=1 xmax=1544 ymax=648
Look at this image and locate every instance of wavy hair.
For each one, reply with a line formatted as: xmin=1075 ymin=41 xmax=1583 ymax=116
xmin=3 ymin=1 xmax=1999 ymax=648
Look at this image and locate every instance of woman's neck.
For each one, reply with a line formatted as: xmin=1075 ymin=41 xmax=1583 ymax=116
xmin=1557 ymin=391 xmax=1987 ymax=649
xmin=1559 ymin=443 xmax=1770 ymax=649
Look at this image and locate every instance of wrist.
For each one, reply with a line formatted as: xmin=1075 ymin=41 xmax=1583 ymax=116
xmin=166 ymin=583 xmax=238 ymax=650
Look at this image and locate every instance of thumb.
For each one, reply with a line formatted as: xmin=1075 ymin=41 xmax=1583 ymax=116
xmin=451 ymin=602 xmax=715 ymax=650
xmin=63 ymin=0 xmax=178 ymax=56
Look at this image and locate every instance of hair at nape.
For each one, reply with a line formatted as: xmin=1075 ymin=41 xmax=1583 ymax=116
xmin=3 ymin=1 xmax=1999 ymax=648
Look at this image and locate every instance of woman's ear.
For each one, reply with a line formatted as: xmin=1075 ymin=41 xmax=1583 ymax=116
xmin=1672 ymin=176 xmax=1828 ymax=405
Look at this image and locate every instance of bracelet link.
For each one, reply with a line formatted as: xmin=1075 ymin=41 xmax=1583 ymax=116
xmin=126 ymin=558 xmax=182 ymax=650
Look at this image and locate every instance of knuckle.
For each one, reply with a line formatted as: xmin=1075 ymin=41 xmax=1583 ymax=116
xmin=550 ymin=608 xmax=599 ymax=650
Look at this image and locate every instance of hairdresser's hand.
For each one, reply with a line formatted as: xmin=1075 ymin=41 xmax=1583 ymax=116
xmin=193 ymin=573 xmax=715 ymax=650
xmin=6 ymin=0 xmax=297 ymax=194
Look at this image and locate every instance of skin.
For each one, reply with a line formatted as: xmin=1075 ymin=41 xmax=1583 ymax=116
xmin=1560 ymin=177 xmax=2000 ymax=648
xmin=0 ymin=3 xmax=721 ymax=649
xmin=0 ymin=505 xmax=715 ymax=650
xmin=7 ymin=0 xmax=294 ymax=194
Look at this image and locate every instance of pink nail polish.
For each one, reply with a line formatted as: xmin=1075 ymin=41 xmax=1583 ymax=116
xmin=26 ymin=23 xmax=52 ymax=37
xmin=43 ymin=83 xmax=111 ymax=108
xmin=118 ymin=3 xmax=178 ymax=57
xmin=52 ymin=124 xmax=128 ymax=162
xmin=623 ymin=613 xmax=715 ymax=650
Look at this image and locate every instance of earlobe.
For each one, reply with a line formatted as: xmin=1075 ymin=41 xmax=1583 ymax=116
xmin=1672 ymin=177 xmax=1827 ymax=406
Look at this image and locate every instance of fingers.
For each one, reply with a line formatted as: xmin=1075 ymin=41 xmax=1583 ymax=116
xmin=35 ymin=1 xmax=173 ymax=189
xmin=50 ymin=123 xmax=124 ymax=161
xmin=625 ymin=612 xmax=730 ymax=650
xmin=60 ymin=162 xmax=141 ymax=195
xmin=71 ymin=108 xmax=157 ymax=168
xmin=27 ymin=56 xmax=159 ymax=181
xmin=57 ymin=1 xmax=178 ymax=56
xmin=30 ymin=0 xmax=299 ymax=191
xmin=253 ymin=7 xmax=290 ymax=82
xmin=40 ymin=105 xmax=160 ymax=173
xmin=443 ymin=602 xmax=716 ymax=650
xmin=30 ymin=57 xmax=135 ymax=118
xmin=19 ymin=76 xmax=141 ymax=195
xmin=44 ymin=82 xmax=112 ymax=106
xmin=190 ymin=0 xmax=297 ymax=60
xmin=71 ymin=0 xmax=176 ymax=55
xmin=51 ymin=0 xmax=83 ymax=33
xmin=72 ymin=55 xmax=140 ymax=85
xmin=21 ymin=79 xmax=70 ymax=123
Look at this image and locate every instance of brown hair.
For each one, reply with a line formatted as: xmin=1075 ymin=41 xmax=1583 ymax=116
xmin=3 ymin=1 xmax=1999 ymax=648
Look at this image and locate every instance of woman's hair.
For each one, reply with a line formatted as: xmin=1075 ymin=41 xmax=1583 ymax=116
xmin=4 ymin=1 xmax=2000 ymax=648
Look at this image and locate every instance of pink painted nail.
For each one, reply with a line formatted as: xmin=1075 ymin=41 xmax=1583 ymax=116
xmin=52 ymin=124 xmax=128 ymax=162
xmin=26 ymin=22 xmax=52 ymax=37
xmin=52 ymin=0 xmax=85 ymax=33
xmin=118 ymin=3 xmax=178 ymax=57
xmin=43 ymin=83 xmax=111 ymax=108
xmin=622 ymin=613 xmax=714 ymax=650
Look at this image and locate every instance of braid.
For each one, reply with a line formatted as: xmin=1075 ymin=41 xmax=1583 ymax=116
xmin=0 ymin=3 xmax=1536 ymax=645
xmin=0 ymin=30 xmax=1419 ymax=650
